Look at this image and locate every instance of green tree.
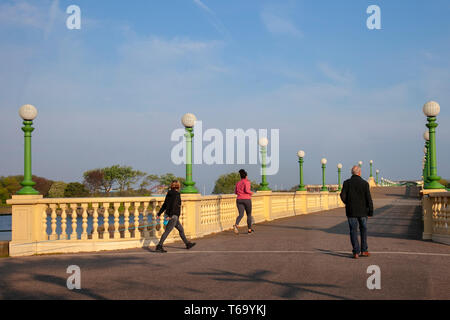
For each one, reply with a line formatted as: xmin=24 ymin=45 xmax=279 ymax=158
xmin=158 ymin=173 xmax=185 ymax=190
xmin=139 ymin=174 xmax=159 ymax=193
xmin=0 ymin=176 xmax=21 ymax=203
xmin=212 ymin=172 xmax=259 ymax=195
xmin=48 ymin=181 xmax=67 ymax=198
xmin=101 ymin=165 xmax=120 ymax=194
xmin=83 ymin=169 xmax=104 ymax=195
xmin=115 ymin=166 xmax=146 ymax=194
xmin=32 ymin=175 xmax=53 ymax=196
xmin=138 ymin=173 xmax=185 ymax=194
xmin=64 ymin=182 xmax=89 ymax=198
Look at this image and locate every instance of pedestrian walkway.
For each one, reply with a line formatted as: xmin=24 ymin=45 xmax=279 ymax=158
xmin=0 ymin=187 xmax=448 ymax=300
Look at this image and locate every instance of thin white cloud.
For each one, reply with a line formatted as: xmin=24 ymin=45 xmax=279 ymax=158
xmin=192 ymin=0 xmax=230 ymax=39
xmin=0 ymin=0 xmax=98 ymax=35
xmin=261 ymin=9 xmax=303 ymax=38
xmin=0 ymin=0 xmax=47 ymax=29
xmin=193 ymin=0 xmax=213 ymax=14
xmin=318 ymin=63 xmax=355 ymax=84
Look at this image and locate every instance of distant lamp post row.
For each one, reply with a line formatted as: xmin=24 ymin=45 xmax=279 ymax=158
xmin=15 ymin=105 xmax=387 ymax=197
xmin=422 ymin=101 xmax=444 ymax=189
xmin=296 ymin=152 xmax=342 ymax=192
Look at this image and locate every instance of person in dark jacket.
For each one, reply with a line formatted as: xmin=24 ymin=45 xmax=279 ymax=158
xmin=155 ymin=181 xmax=196 ymax=253
xmin=340 ymin=165 xmax=374 ymax=259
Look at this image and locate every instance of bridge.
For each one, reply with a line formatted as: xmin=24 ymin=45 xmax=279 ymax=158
xmin=1 ymin=186 xmax=449 ymax=300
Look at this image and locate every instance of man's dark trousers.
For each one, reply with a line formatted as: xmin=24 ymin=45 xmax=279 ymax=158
xmin=347 ymin=217 xmax=368 ymax=255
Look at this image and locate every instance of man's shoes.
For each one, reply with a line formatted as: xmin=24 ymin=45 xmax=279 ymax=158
xmin=352 ymin=253 xmax=359 ymax=259
xmin=360 ymin=251 xmax=370 ymax=257
xmin=186 ymin=242 xmax=196 ymax=250
xmin=155 ymin=244 xmax=167 ymax=253
xmin=248 ymin=229 xmax=255 ymax=234
xmin=233 ymin=225 xmax=239 ymax=235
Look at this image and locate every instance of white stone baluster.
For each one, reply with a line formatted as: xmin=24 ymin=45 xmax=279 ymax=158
xmin=60 ymin=204 xmax=68 ymax=240
xmin=42 ymin=206 xmax=49 ymax=240
xmin=445 ymin=197 xmax=449 ymax=232
xmin=437 ymin=198 xmax=441 ymax=231
xmin=81 ymin=203 xmax=89 ymax=240
xmin=134 ymin=202 xmax=141 ymax=239
xmin=150 ymin=201 xmax=157 ymax=237
xmin=92 ymin=203 xmax=99 ymax=240
xmin=103 ymin=203 xmax=110 ymax=240
xmin=113 ymin=203 xmax=121 ymax=239
xmin=157 ymin=208 xmax=165 ymax=237
xmin=142 ymin=202 xmax=150 ymax=239
xmin=71 ymin=203 xmax=78 ymax=240
xmin=49 ymin=204 xmax=57 ymax=240
xmin=124 ymin=202 xmax=131 ymax=239
xmin=432 ymin=198 xmax=439 ymax=232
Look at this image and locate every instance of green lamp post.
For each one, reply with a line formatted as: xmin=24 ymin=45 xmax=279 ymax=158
xmin=16 ymin=104 xmax=40 ymax=195
xmin=180 ymin=113 xmax=199 ymax=194
xmin=297 ymin=150 xmax=306 ymax=191
xmin=423 ymin=101 xmax=445 ymax=189
xmin=337 ymin=163 xmax=342 ymax=191
xmin=258 ymin=138 xmax=271 ymax=191
xmin=321 ymin=158 xmax=328 ymax=192
xmin=376 ymin=169 xmax=379 ymax=185
xmin=423 ymin=146 xmax=429 ymax=184
xmin=423 ymin=130 xmax=430 ymax=185
xmin=369 ymin=160 xmax=373 ymax=178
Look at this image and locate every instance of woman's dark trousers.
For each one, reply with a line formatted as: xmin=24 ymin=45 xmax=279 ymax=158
xmin=235 ymin=199 xmax=253 ymax=229
xmin=158 ymin=215 xmax=189 ymax=246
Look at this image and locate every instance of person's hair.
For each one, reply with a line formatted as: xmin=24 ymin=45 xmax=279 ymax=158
xmin=239 ymin=169 xmax=247 ymax=179
xmin=170 ymin=180 xmax=181 ymax=191
xmin=351 ymin=165 xmax=361 ymax=176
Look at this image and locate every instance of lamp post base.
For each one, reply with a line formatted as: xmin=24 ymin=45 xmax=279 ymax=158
xmin=180 ymin=186 xmax=199 ymax=194
xmin=16 ymin=186 xmax=40 ymax=195
xmin=424 ymin=180 xmax=445 ymax=190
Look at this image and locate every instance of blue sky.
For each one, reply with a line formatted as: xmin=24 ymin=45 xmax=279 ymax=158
xmin=0 ymin=0 xmax=449 ymax=193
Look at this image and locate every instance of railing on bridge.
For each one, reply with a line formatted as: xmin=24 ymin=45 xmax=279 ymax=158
xmin=422 ymin=192 xmax=450 ymax=245
xmin=6 ymin=191 xmax=344 ymax=257
xmin=421 ymin=188 xmax=450 ymax=245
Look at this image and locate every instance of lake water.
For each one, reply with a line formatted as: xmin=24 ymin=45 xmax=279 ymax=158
xmin=0 ymin=215 xmax=11 ymax=241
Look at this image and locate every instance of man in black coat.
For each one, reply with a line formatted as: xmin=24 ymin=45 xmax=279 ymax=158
xmin=340 ymin=165 xmax=374 ymax=259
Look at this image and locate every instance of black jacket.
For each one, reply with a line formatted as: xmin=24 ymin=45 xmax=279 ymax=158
xmin=340 ymin=175 xmax=374 ymax=217
xmin=157 ymin=189 xmax=181 ymax=217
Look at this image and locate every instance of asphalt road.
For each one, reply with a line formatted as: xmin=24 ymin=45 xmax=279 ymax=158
xmin=0 ymin=187 xmax=449 ymax=300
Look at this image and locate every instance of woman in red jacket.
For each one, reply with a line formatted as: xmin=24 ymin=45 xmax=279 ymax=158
xmin=233 ymin=169 xmax=254 ymax=234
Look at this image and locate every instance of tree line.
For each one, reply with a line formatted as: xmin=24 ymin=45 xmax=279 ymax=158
xmin=0 ymin=165 xmax=184 ymax=204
